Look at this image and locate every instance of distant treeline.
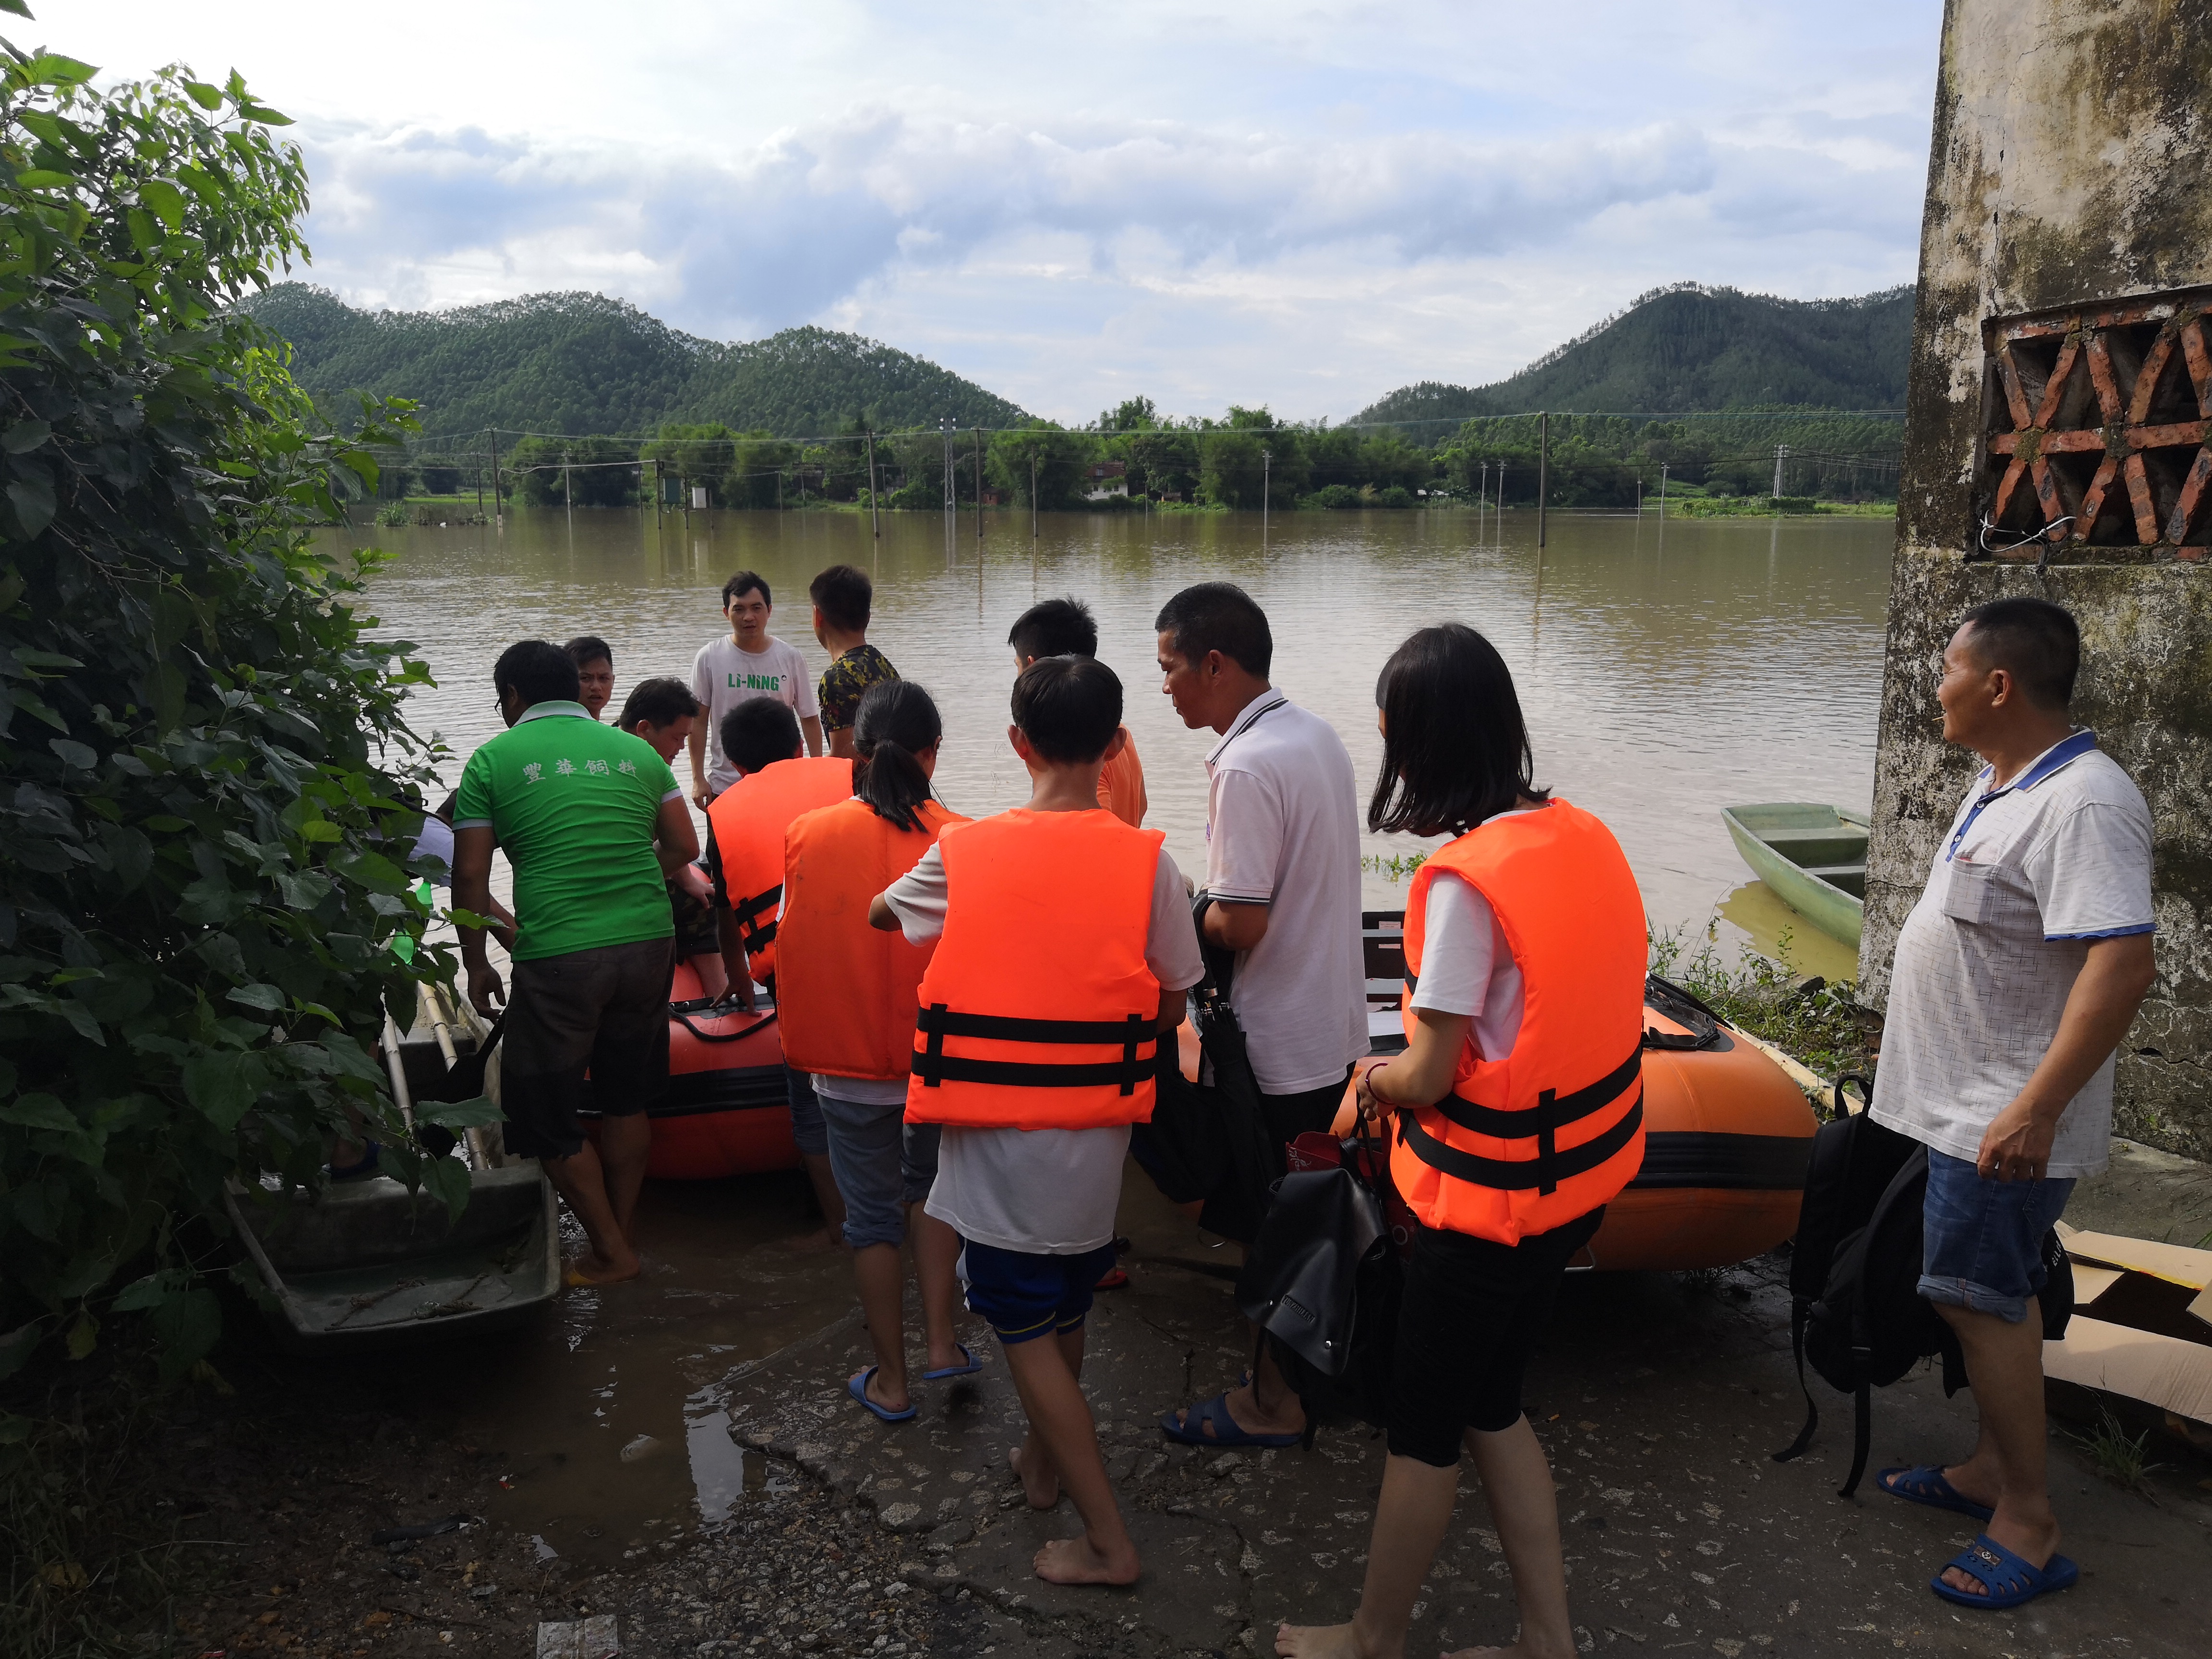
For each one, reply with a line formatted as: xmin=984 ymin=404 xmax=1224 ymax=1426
xmin=380 ymin=398 xmax=1900 ymax=513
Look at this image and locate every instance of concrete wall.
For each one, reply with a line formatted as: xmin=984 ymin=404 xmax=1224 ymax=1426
xmin=1862 ymin=0 xmax=2212 ymax=1158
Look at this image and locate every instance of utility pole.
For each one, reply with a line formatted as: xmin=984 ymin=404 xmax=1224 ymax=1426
xmin=1772 ymin=443 xmax=1787 ymax=500
xmin=563 ymin=449 xmax=572 ymax=519
xmin=941 ymin=417 xmax=954 ymax=526
xmin=1536 ymin=412 xmax=1548 ymax=549
xmin=475 ymin=451 xmax=485 ymax=521
xmin=1262 ymin=448 xmax=1272 ymax=538
xmin=975 ymin=428 xmax=985 ymax=540
xmin=1635 ymin=475 xmax=1642 ymax=517
xmin=866 ymin=431 xmax=880 ymax=538
xmin=1659 ymin=462 xmax=1669 ymax=517
xmin=489 ymin=430 xmax=503 ymax=530
xmin=1030 ymin=452 xmax=1038 ymax=542
xmin=1479 ymin=460 xmax=1488 ymax=538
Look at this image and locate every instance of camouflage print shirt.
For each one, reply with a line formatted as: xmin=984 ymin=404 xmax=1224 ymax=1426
xmin=817 ymin=643 xmax=901 ymax=735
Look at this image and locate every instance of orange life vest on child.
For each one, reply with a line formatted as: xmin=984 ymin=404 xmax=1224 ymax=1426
xmin=705 ymin=756 xmax=854 ymax=990
xmin=778 ymin=797 xmax=964 ymax=1081
xmin=904 ymin=809 xmax=1165 ymax=1130
xmin=1391 ymin=799 xmax=1647 ymax=1244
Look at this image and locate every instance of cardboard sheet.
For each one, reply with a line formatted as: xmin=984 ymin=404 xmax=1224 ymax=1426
xmin=2045 ymin=1316 xmax=2212 ymax=1425
xmin=2056 ymin=1225 xmax=2212 ymax=1291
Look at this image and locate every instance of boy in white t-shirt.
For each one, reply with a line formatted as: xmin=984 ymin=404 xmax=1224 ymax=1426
xmin=688 ymin=570 xmax=823 ymax=805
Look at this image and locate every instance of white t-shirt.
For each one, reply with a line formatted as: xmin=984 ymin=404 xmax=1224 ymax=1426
xmin=1204 ymin=692 xmax=1369 ymax=1094
xmin=887 ymin=839 xmax=1205 ymax=1254
xmin=410 ymin=815 xmax=456 ymax=887
xmin=691 ymin=634 xmax=819 ymax=796
xmin=1872 ymin=732 xmax=2153 ymax=1178
xmin=1411 ymin=869 xmax=1526 ymax=1062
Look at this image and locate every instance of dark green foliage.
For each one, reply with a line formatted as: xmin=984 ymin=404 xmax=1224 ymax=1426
xmin=0 ymin=52 xmax=461 ymax=1384
xmin=243 ymin=286 xmax=1032 ymax=442
xmin=509 ymin=434 xmax=641 ymax=507
xmin=1356 ymin=283 xmax=1915 ymax=428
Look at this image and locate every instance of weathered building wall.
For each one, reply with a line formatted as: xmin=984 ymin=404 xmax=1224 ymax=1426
xmin=1863 ymin=0 xmax=2212 ymax=1158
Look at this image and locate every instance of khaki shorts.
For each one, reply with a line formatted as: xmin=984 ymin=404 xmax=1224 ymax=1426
xmin=501 ymin=937 xmax=673 ymax=1160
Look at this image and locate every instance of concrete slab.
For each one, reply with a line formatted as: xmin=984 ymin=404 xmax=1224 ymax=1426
xmin=2071 ymin=1138 xmax=2212 ymax=1248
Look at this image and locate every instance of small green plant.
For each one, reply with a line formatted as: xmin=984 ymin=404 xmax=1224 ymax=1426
xmin=2072 ymin=1404 xmax=2162 ymax=1490
xmin=1647 ymin=918 xmax=1868 ymax=1080
xmin=372 ymin=499 xmax=411 ymax=527
xmin=1362 ymin=851 xmax=1430 ymax=883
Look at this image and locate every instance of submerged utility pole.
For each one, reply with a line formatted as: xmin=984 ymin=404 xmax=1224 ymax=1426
xmin=1262 ymin=448 xmax=1272 ymax=537
xmin=1772 ymin=443 xmax=1788 ymax=499
xmin=975 ymin=429 xmax=985 ymax=540
xmin=563 ymin=449 xmax=572 ymax=519
xmin=866 ymin=431 xmax=880 ymax=537
xmin=1536 ymin=412 xmax=1548 ymax=549
xmin=489 ymin=430 xmax=504 ymax=530
xmin=1030 ymin=453 xmax=1038 ymax=541
xmin=1659 ymin=462 xmax=1669 ymax=517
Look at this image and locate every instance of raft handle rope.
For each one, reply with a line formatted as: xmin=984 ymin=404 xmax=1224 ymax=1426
xmin=669 ymin=997 xmax=779 ymax=1043
xmin=1641 ymin=973 xmax=1726 ymax=1051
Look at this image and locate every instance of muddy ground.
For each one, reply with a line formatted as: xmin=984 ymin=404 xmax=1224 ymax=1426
xmin=139 ymin=1144 xmax=2212 ymax=1659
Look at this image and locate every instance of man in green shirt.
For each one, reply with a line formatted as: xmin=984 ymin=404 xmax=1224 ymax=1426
xmin=454 ymin=640 xmax=698 ymax=1286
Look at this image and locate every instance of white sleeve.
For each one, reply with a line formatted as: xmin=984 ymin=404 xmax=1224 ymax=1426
xmin=1147 ymin=850 xmax=1205 ymax=992
xmin=690 ymin=643 xmax=715 ymax=707
xmin=1204 ymin=766 xmax=1281 ymax=904
xmin=2025 ymin=800 xmax=2156 ymax=940
xmin=884 ymin=842 xmax=950 ymax=944
xmin=1409 ymin=873 xmax=1499 ymax=1016
xmin=789 ymin=643 xmax=821 ymax=720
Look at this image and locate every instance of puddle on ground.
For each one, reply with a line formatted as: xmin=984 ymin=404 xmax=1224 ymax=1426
xmin=349 ymin=1169 xmax=852 ymax=1571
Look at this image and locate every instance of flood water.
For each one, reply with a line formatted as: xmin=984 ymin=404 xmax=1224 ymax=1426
xmin=335 ymin=504 xmax=1894 ymax=1563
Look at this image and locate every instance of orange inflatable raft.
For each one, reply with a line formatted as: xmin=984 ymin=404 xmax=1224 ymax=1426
xmin=581 ymin=962 xmax=798 ymax=1179
xmin=1330 ymin=912 xmax=1817 ymax=1272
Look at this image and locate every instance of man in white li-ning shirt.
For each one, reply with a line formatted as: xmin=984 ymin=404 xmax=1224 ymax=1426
xmin=1869 ymin=597 xmax=2154 ymax=1613
xmin=1152 ymin=581 xmax=1368 ymax=1452
xmin=688 ymin=569 xmax=824 ymax=806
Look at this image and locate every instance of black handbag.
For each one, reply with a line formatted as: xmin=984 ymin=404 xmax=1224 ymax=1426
xmin=1129 ymin=894 xmax=1282 ymax=1243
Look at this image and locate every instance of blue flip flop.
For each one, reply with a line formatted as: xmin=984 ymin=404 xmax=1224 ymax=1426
xmin=1929 ymin=1534 xmax=2080 ymax=1610
xmin=328 ymin=1141 xmax=383 ymax=1182
xmin=1878 ymin=1464 xmax=1996 ymax=1522
xmin=1159 ymin=1391 xmax=1302 ymax=1449
xmin=847 ymin=1368 xmax=916 ymax=1424
xmin=921 ymin=1343 xmax=983 ymax=1381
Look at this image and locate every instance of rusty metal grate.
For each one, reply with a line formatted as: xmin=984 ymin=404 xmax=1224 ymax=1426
xmin=1980 ymin=286 xmax=2212 ymax=561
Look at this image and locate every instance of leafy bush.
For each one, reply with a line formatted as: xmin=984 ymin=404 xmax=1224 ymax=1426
xmin=0 ymin=47 xmax=467 ymax=1386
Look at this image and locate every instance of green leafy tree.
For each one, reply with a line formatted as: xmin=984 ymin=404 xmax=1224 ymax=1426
xmin=509 ymin=434 xmax=640 ymax=507
xmin=0 ymin=46 xmax=470 ymax=1385
xmin=988 ymin=423 xmax=1097 ymax=508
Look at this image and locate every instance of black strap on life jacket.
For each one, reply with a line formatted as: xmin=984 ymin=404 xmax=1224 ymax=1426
xmin=731 ymin=883 xmax=781 ymax=944
xmin=1399 ymin=1077 xmax=1644 ymax=1197
xmin=912 ymin=1004 xmax=1155 ymax=1095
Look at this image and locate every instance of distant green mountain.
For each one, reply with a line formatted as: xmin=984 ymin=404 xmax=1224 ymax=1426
xmin=241 ymin=285 xmax=1031 ymax=440
xmin=1354 ymin=283 xmax=1914 ymax=429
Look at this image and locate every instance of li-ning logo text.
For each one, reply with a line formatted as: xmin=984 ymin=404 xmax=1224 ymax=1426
xmin=727 ymin=672 xmax=784 ymax=692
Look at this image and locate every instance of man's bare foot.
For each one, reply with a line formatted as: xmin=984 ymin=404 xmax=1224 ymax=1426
xmin=1009 ymin=1444 xmax=1058 ymax=1510
xmin=1167 ymin=1381 xmax=1303 ymax=1442
xmin=563 ymin=1250 xmax=641 ymax=1286
xmin=783 ymin=1226 xmax=844 ymax=1254
xmin=1273 ymin=1620 xmax=1367 ymax=1658
xmin=1033 ymin=1533 xmax=1139 ymax=1586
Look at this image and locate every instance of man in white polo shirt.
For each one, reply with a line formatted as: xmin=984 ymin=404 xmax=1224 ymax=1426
xmin=1151 ymin=580 xmax=1367 ymax=1450
xmin=1871 ymin=597 xmax=2155 ymax=1612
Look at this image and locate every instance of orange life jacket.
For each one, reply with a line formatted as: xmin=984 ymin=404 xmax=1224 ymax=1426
xmin=1391 ymin=799 xmax=1647 ymax=1244
xmin=705 ymin=756 xmax=854 ymax=989
xmin=904 ymin=809 xmax=1166 ymax=1130
xmin=1097 ymin=726 xmax=1147 ymax=827
xmin=778 ymin=797 xmax=963 ymax=1081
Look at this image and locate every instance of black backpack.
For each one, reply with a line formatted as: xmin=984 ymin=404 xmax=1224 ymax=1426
xmin=1773 ymin=1076 xmax=2073 ymax=1496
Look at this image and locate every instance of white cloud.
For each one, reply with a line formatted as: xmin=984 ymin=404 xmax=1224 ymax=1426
xmin=37 ymin=0 xmax=1944 ymax=421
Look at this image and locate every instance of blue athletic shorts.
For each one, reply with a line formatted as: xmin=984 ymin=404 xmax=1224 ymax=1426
xmin=1919 ymin=1148 xmax=2075 ymax=1323
xmin=960 ymin=1239 xmax=1119 ymax=1345
xmin=783 ymin=1063 xmax=828 ymax=1158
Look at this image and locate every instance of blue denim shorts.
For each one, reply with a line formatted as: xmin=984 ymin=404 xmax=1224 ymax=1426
xmin=959 ymin=1239 xmax=1119 ymax=1345
xmin=783 ymin=1064 xmax=828 ymax=1157
xmin=817 ymin=1093 xmax=940 ymax=1250
xmin=1919 ymin=1148 xmax=2076 ymax=1323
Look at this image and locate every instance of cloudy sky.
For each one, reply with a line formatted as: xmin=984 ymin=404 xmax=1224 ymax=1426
xmin=41 ymin=1 xmax=1942 ymax=422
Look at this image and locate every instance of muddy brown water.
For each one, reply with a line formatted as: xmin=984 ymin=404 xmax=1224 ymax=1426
xmin=326 ymin=505 xmax=1892 ymax=1568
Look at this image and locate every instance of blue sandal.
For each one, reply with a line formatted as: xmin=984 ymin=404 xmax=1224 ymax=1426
xmin=847 ymin=1368 xmax=916 ymax=1424
xmin=1929 ymin=1534 xmax=2079 ymax=1610
xmin=922 ymin=1343 xmax=983 ymax=1381
xmin=1878 ymin=1465 xmax=1995 ymax=1522
xmin=328 ymin=1141 xmax=383 ymax=1182
xmin=1159 ymin=1391 xmax=1302 ymax=1449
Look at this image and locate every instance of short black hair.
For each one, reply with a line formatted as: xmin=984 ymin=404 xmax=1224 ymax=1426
xmin=1154 ymin=581 xmax=1272 ymax=678
xmin=617 ymin=676 xmax=700 ymax=733
xmin=1011 ymin=655 xmax=1122 ymax=764
xmin=1960 ymin=597 xmax=2080 ymax=709
xmin=564 ymin=634 xmax=612 ymax=671
xmin=721 ymin=570 xmax=771 ymax=609
xmin=810 ymin=564 xmax=872 ymax=633
xmin=720 ymin=698 xmax=804 ymax=776
xmin=493 ymin=639 xmax=581 ymax=708
xmin=1369 ymin=623 xmax=1548 ymax=837
xmin=1009 ymin=596 xmax=1099 ymax=662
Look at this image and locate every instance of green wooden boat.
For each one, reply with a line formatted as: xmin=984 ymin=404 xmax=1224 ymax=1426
xmin=1720 ymin=802 xmax=1870 ymax=950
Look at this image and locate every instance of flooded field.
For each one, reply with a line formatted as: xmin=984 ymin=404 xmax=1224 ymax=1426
xmin=346 ymin=503 xmax=1893 ymax=979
